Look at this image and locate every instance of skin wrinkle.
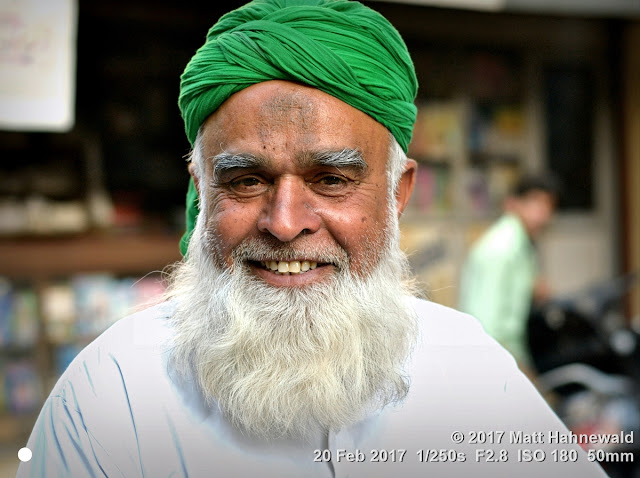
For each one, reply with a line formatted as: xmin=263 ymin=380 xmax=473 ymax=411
xmin=198 ymin=82 xmax=398 ymax=275
xmin=188 ymin=86 xmax=416 ymax=276
xmin=188 ymin=98 xmax=411 ymax=219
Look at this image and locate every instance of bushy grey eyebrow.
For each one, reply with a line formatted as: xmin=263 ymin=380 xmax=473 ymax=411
xmin=211 ymin=153 xmax=266 ymax=182
xmin=211 ymin=148 xmax=367 ymax=182
xmin=303 ymin=148 xmax=367 ymax=173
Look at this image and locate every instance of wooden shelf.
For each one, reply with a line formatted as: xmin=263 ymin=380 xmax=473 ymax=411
xmin=0 ymin=413 xmax=38 ymax=445
xmin=0 ymin=233 xmax=183 ymax=279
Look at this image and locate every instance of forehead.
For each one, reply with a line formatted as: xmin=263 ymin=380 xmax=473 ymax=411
xmin=200 ymin=81 xmax=390 ymax=166
xmin=521 ymin=190 xmax=556 ymax=205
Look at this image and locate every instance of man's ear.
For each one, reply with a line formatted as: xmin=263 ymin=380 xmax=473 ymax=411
xmin=395 ymin=159 xmax=417 ymax=216
xmin=188 ymin=162 xmax=200 ymax=196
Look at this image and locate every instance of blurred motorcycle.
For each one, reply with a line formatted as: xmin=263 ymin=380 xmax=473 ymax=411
xmin=528 ymin=272 xmax=640 ymax=478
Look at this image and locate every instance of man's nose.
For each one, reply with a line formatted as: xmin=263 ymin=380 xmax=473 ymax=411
xmin=257 ymin=177 xmax=321 ymax=242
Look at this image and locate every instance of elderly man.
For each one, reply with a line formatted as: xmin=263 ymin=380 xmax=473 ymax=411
xmin=19 ymin=1 xmax=608 ymax=477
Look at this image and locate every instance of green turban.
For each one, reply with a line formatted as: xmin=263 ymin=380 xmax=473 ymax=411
xmin=178 ymin=0 xmax=418 ymax=255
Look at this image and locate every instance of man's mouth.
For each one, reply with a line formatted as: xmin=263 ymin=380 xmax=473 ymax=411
xmin=255 ymin=260 xmax=319 ymax=275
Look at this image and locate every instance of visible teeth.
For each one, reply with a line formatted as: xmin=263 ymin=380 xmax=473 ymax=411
xmin=262 ymin=260 xmax=320 ymax=274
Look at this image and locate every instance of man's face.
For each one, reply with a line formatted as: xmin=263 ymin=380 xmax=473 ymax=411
xmin=195 ymin=80 xmax=408 ymax=284
xmin=514 ymin=190 xmax=556 ymax=238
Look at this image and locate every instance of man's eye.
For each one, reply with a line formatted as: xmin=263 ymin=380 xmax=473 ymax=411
xmin=318 ymin=175 xmax=346 ymax=186
xmin=309 ymin=174 xmax=352 ymax=197
xmin=233 ymin=177 xmax=260 ymax=187
xmin=228 ymin=176 xmax=266 ymax=193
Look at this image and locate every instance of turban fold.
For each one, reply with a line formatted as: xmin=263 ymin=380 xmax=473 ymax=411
xmin=179 ymin=0 xmax=418 ymax=255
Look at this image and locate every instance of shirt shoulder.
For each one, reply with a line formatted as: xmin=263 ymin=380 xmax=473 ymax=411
xmin=49 ymin=301 xmax=176 ymax=410
xmin=470 ymin=214 xmax=530 ymax=259
xmin=409 ymin=296 xmax=505 ymax=348
xmin=91 ymin=300 xmax=175 ymax=350
xmin=407 ymin=296 xmax=520 ymax=384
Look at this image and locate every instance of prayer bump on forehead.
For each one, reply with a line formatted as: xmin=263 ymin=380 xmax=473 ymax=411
xmin=262 ymin=90 xmax=316 ymax=115
xmin=259 ymin=92 xmax=317 ymax=138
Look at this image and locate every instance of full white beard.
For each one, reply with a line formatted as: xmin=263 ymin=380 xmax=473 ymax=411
xmin=166 ymin=208 xmax=418 ymax=440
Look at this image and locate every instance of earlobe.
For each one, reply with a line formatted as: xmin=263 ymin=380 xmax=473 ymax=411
xmin=395 ymin=159 xmax=417 ymax=216
xmin=188 ymin=162 xmax=201 ymax=196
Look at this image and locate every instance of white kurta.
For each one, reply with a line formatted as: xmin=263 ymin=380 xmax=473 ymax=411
xmin=17 ymin=298 xmax=608 ymax=477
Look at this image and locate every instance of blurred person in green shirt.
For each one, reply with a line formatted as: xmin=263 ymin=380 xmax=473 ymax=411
xmin=459 ymin=174 xmax=560 ymax=374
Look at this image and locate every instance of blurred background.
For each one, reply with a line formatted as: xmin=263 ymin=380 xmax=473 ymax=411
xmin=0 ymin=0 xmax=639 ymax=476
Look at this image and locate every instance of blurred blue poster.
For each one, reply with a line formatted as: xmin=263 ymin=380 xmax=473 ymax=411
xmin=0 ymin=0 xmax=77 ymax=131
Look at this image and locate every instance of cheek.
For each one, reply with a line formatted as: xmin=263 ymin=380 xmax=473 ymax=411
xmin=531 ymin=205 xmax=552 ymax=226
xmin=325 ymin=192 xmax=390 ymax=270
xmin=205 ymin=197 xmax=260 ymax=263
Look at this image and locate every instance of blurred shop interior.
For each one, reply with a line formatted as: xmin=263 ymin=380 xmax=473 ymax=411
xmin=0 ymin=0 xmax=639 ymax=475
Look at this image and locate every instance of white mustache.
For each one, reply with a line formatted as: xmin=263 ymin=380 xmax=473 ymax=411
xmin=231 ymin=236 xmax=350 ymax=270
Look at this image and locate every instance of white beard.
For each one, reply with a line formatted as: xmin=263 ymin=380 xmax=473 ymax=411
xmin=166 ymin=207 xmax=418 ymax=440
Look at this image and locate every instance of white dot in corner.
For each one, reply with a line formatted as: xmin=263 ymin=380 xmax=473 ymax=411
xmin=18 ymin=447 xmax=32 ymax=462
